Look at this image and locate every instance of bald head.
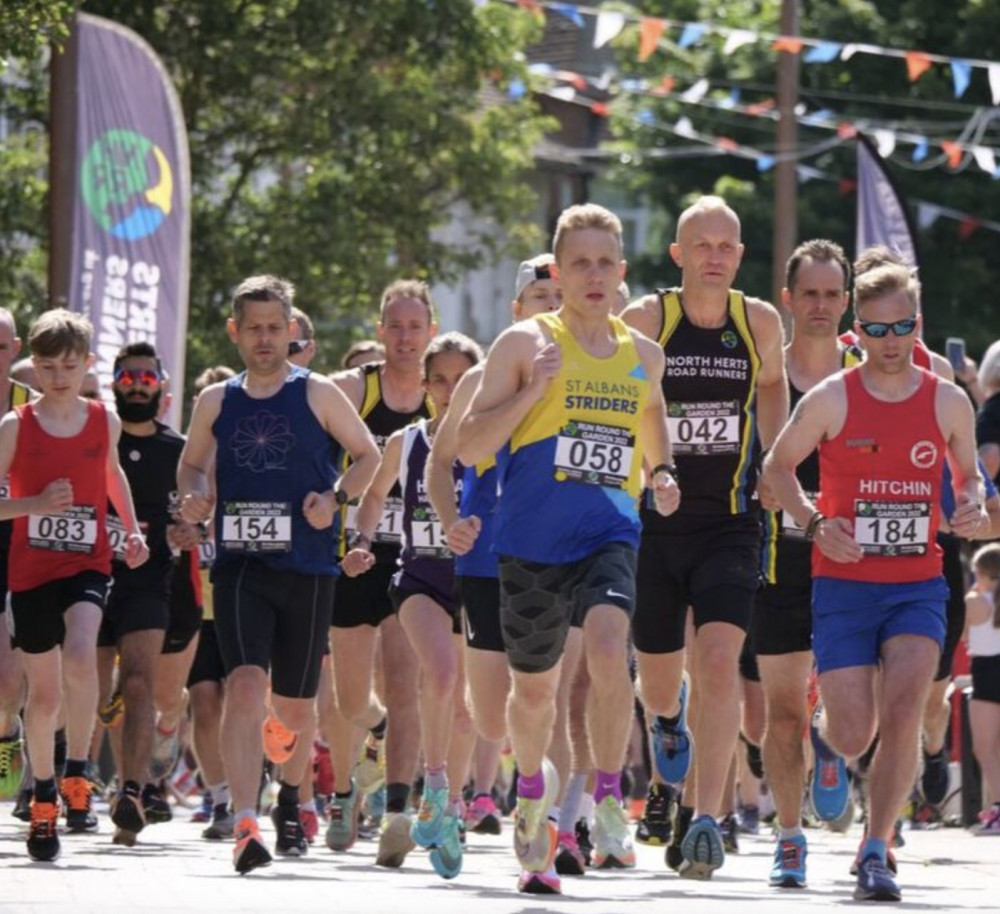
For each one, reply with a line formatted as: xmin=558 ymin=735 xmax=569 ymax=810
xmin=676 ymin=196 xmax=741 ymax=243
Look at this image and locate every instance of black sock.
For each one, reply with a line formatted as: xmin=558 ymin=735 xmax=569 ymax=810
xmin=34 ymin=777 xmax=57 ymax=802
xmin=123 ymin=780 xmax=141 ymax=795
xmin=370 ymin=717 xmax=387 ymax=740
xmin=64 ymin=758 xmax=87 ymax=779
xmin=657 ymin=711 xmax=681 ymax=729
xmin=278 ymin=781 xmax=299 ymax=808
xmin=53 ymin=728 xmax=67 ymax=773
xmin=386 ymin=781 xmax=410 ymax=814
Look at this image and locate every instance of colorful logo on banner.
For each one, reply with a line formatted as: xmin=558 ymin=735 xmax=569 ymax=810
xmin=80 ymin=129 xmax=173 ymax=241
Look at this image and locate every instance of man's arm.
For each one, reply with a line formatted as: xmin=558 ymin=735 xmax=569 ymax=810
xmin=620 ymin=294 xmax=663 ymax=342
xmin=178 ymin=384 xmax=224 ymax=523
xmin=634 ymin=336 xmax=679 ymax=517
xmin=748 ymin=299 xmax=789 ymax=450
xmin=457 ymin=323 xmax=554 ymax=467
xmin=939 ymin=381 xmax=990 ymax=539
xmin=329 ymin=367 xmax=366 ymax=412
xmin=104 ymin=410 xmax=149 ymax=568
xmin=426 ymin=366 xmax=481 ymax=555
xmin=0 ymin=414 xmax=72 ymax=521
xmin=339 ymin=431 xmax=402 ymax=577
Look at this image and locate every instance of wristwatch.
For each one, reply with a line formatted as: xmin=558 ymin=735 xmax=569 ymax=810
xmin=333 ymin=487 xmax=349 ymax=506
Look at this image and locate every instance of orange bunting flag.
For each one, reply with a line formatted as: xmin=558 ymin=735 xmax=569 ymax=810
xmin=639 ymin=17 xmax=666 ymax=62
xmin=745 ymin=100 xmax=776 ymax=115
xmin=905 ymin=52 xmax=933 ymax=82
xmin=958 ymin=217 xmax=981 ymax=241
xmin=941 ymin=141 xmax=963 ymax=169
xmin=591 ymin=102 xmax=609 ymax=117
xmin=571 ymin=74 xmax=588 ymax=90
xmin=772 ymin=37 xmax=804 ymax=54
xmin=837 ymin=123 xmax=858 ymax=139
xmin=838 ymin=178 xmax=857 ymax=196
xmin=651 ymin=75 xmax=676 ymax=96
xmin=716 ymin=137 xmax=739 ymax=151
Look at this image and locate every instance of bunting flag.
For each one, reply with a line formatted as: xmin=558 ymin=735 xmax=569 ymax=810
xmin=990 ymin=64 xmax=1000 ymax=105
xmin=723 ymin=30 xmax=756 ymax=55
xmin=856 ymin=135 xmax=920 ymax=268
xmin=593 ymin=11 xmax=625 ymax=49
xmin=905 ymin=51 xmax=933 ymax=82
xmin=772 ymin=37 xmax=804 ymax=54
xmin=678 ymin=24 xmax=706 ymax=49
xmin=638 ymin=17 xmax=666 ymax=62
xmin=804 ymin=41 xmax=842 ymax=63
xmin=64 ymin=14 xmax=190 ymax=429
xmin=941 ymin=141 xmax=963 ymax=169
xmin=951 ymin=60 xmax=973 ymax=98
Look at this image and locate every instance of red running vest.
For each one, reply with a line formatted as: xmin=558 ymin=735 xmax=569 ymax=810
xmin=9 ymin=400 xmax=112 ymax=591
xmin=815 ymin=367 xmax=944 ymax=583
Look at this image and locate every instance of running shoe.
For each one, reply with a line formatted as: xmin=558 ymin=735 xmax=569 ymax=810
xmin=738 ymin=803 xmax=760 ymax=835
xmin=920 ymin=748 xmax=949 ymax=807
xmin=202 ymin=803 xmax=235 ymax=840
xmin=192 ymin=791 xmax=213 ymax=823
xmin=313 ymin=741 xmax=334 ymax=798
xmin=111 ymin=784 xmax=146 ymax=834
xmin=60 ymin=774 xmax=98 ymax=833
xmin=828 ymin=794 xmax=856 ymax=833
xmin=299 ymin=806 xmax=319 ymax=843
xmin=649 ymin=675 xmax=693 ymax=785
xmin=0 ymin=719 xmax=25 ymax=800
xmin=429 ymin=813 xmax=463 ymax=879
xmin=745 ymin=738 xmax=764 ymax=779
xmin=850 ymin=836 xmax=898 ymax=875
xmin=574 ymin=817 xmax=593 ymax=866
xmin=720 ymin=812 xmax=740 ymax=854
xmin=359 ymin=785 xmax=386 ymax=839
xmin=13 ymin=786 xmax=32 ymax=822
xmin=854 ymin=854 xmax=901 ymax=902
xmin=973 ymin=804 xmax=1000 ymax=836
xmin=636 ymin=783 xmax=674 ymax=846
xmin=518 ymin=866 xmax=562 ymax=895
xmin=411 ymin=784 xmax=448 ymax=848
xmin=262 ymin=714 xmax=297 ymax=766
xmin=592 ymin=795 xmax=636 ymax=869
xmin=233 ymin=816 xmax=272 ymax=875
xmin=769 ymin=834 xmax=807 ymax=888
xmin=142 ymin=782 xmax=172 ymax=824
xmin=149 ymin=722 xmax=180 ymax=780
xmin=809 ymin=706 xmax=849 ymax=822
xmin=272 ymin=802 xmax=308 ymax=856
xmin=27 ymin=798 xmax=60 ymax=861
xmin=666 ymin=804 xmax=693 ymax=872
xmin=98 ymin=689 xmax=125 ymax=728
xmin=325 ymin=783 xmax=359 ymax=851
xmin=513 ymin=758 xmax=559 ymax=873
xmin=464 ymin=793 xmax=502 ymax=835
xmin=354 ymin=733 xmax=385 ymax=796
xmin=376 ymin=811 xmax=415 ymax=868
xmin=679 ymin=813 xmax=725 ymax=879
xmin=555 ymin=830 xmax=587 ymax=875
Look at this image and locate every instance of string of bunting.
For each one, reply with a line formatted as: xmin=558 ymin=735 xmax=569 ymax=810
xmin=495 ymin=0 xmax=1000 ymax=104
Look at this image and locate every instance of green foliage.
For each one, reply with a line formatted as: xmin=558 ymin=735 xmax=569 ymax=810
xmin=2 ymin=0 xmax=552 ymax=380
xmin=0 ymin=1 xmax=74 ymax=65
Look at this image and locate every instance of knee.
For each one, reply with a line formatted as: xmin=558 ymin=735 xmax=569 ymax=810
xmin=825 ymin=718 xmax=875 ymax=760
xmin=26 ymin=683 xmax=61 ymax=719
xmin=512 ymin=678 xmax=558 ymax=714
xmin=697 ymin=644 xmax=740 ymax=688
xmin=224 ymin=669 xmax=266 ymax=711
xmin=473 ymin=707 xmax=507 ymax=743
xmin=275 ymin=702 xmax=314 ymax=734
xmin=60 ymin=648 xmax=95 ymax=683
xmin=118 ymin=663 xmax=153 ymax=704
xmin=422 ymin=659 xmax=458 ymax=701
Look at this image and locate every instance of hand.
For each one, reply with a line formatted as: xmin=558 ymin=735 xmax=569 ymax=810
xmin=181 ymin=492 xmax=215 ymax=524
xmin=651 ymin=471 xmax=680 ymax=517
xmin=951 ymin=498 xmax=990 ymax=540
xmin=956 ymin=355 xmax=978 ymax=386
xmin=814 ymin=516 xmax=864 ymax=563
xmin=527 ymin=343 xmax=562 ymax=398
xmin=36 ymin=478 xmax=73 ymax=514
xmin=303 ymin=490 xmax=336 ymax=530
xmin=756 ymin=474 xmax=781 ymax=512
xmin=166 ymin=520 xmax=201 ymax=552
xmin=123 ymin=532 xmax=149 ymax=569
xmin=445 ymin=515 xmax=481 ymax=556
xmin=341 ymin=547 xmax=375 ymax=577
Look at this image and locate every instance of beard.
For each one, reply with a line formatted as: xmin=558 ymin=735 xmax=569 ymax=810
xmin=115 ymin=389 xmax=160 ymax=423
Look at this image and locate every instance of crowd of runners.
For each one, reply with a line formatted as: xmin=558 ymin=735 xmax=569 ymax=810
xmin=1 ymin=196 xmax=999 ymax=905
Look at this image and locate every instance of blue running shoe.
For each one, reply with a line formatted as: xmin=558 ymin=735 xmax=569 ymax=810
xmin=679 ymin=813 xmax=725 ymax=879
xmin=810 ymin=707 xmax=849 ymax=822
xmin=853 ymin=854 xmax=901 ymax=902
xmin=650 ymin=675 xmax=692 ymax=785
xmin=769 ymin=834 xmax=807 ymax=888
xmin=429 ymin=813 xmax=463 ymax=880
xmin=411 ymin=785 xmax=448 ymax=848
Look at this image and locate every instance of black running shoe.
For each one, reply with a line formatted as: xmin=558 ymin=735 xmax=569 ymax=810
xmin=111 ymin=784 xmax=146 ymax=834
xmin=920 ymin=749 xmax=949 ymax=807
xmin=720 ymin=812 xmax=739 ymax=854
xmin=142 ymin=782 xmax=172 ymax=824
xmin=574 ymin=817 xmax=594 ymax=866
xmin=636 ymin=784 xmax=674 ymax=846
xmin=745 ymin=740 xmax=764 ymax=780
xmin=13 ymin=787 xmax=32 ymax=822
xmin=667 ymin=804 xmax=694 ymax=872
xmin=272 ymin=803 xmax=308 ymax=856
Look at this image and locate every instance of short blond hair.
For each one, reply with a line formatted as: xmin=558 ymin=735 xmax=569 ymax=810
xmin=854 ymin=263 xmax=920 ymax=317
xmin=552 ymin=204 xmax=623 ymax=262
xmin=379 ymin=279 xmax=434 ymax=324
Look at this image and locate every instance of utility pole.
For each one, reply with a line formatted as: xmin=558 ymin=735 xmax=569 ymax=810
xmin=773 ymin=0 xmax=800 ymax=314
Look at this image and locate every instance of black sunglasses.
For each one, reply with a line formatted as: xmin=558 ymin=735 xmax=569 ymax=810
xmin=288 ymin=340 xmax=309 ymax=355
xmin=857 ymin=318 xmax=917 ymax=339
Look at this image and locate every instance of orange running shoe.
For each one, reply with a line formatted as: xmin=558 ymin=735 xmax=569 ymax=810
xmin=27 ymin=799 xmax=60 ymax=861
xmin=262 ymin=714 xmax=297 ymax=765
xmin=60 ymin=775 xmax=98 ymax=833
xmin=233 ymin=816 xmax=272 ymax=874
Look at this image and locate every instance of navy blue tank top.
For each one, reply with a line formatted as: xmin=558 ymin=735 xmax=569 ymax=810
xmin=455 ymin=459 xmax=498 ymax=578
xmin=212 ymin=367 xmax=339 ymax=575
xmin=398 ymin=420 xmax=460 ymax=593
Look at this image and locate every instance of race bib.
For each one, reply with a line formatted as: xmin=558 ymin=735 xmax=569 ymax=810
xmin=106 ymin=515 xmax=129 ymax=561
xmin=27 ymin=506 xmax=98 ymax=554
xmin=667 ymin=401 xmax=741 ymax=455
xmin=197 ymin=538 xmax=216 ymax=569
xmin=854 ymin=500 xmax=931 ymax=556
xmin=781 ymin=491 xmax=817 ymax=539
xmin=410 ymin=508 xmax=450 ymax=557
xmin=345 ymin=496 xmax=404 ymax=545
xmin=221 ymin=501 xmax=292 ymax=553
xmin=553 ymin=421 xmax=635 ymax=488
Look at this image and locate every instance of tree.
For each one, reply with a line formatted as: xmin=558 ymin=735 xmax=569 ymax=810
xmin=1 ymin=0 xmax=553 ymax=378
xmin=0 ymin=1 xmax=73 ymax=65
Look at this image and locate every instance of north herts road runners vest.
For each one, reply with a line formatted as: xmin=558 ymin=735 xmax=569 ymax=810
xmin=212 ymin=367 xmax=339 ymax=576
xmin=455 ymin=456 xmax=497 ymax=578
xmin=398 ymin=419 xmax=461 ymax=594
xmin=815 ymin=367 xmax=944 ymax=583
xmin=338 ymin=363 xmax=432 ymax=562
xmin=494 ymin=312 xmax=648 ymax=564
xmin=643 ymin=289 xmax=762 ymax=530
xmin=761 ymin=347 xmax=863 ymax=586
xmin=9 ymin=399 xmax=112 ymax=591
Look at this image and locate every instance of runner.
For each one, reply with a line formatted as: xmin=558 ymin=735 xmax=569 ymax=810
xmin=0 ymin=309 xmax=148 ymax=861
xmin=458 ymin=203 xmax=680 ymax=894
xmin=178 ymin=275 xmax=379 ymax=874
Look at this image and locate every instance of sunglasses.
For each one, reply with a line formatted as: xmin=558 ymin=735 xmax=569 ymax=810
xmin=114 ymin=368 xmax=161 ymax=387
xmin=857 ymin=318 xmax=917 ymax=339
xmin=288 ymin=340 xmax=309 ymax=356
